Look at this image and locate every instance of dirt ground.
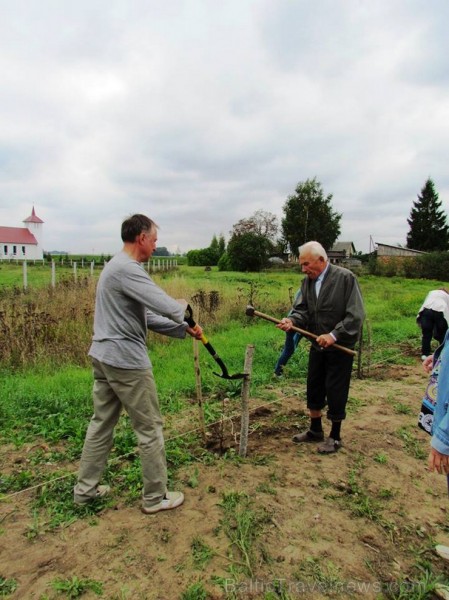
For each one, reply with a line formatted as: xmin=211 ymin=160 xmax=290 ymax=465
xmin=2 ymin=360 xmax=449 ymax=599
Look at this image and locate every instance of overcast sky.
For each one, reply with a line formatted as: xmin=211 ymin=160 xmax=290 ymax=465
xmin=0 ymin=0 xmax=448 ymax=255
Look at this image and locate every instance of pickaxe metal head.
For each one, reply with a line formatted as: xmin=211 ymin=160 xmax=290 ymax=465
xmin=245 ymin=305 xmax=255 ymax=317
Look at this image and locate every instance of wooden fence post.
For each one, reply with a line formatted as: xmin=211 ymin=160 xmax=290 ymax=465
xmin=357 ymin=324 xmax=363 ymax=379
xmin=239 ymin=344 xmax=255 ymax=458
xmin=193 ymin=338 xmax=207 ymax=442
xmin=22 ymin=261 xmax=27 ymax=290
xmin=192 ymin=303 xmax=206 ymax=442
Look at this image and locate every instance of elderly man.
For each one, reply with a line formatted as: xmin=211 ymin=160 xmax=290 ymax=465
xmin=74 ymin=214 xmax=202 ymax=513
xmin=277 ymin=241 xmax=365 ymax=453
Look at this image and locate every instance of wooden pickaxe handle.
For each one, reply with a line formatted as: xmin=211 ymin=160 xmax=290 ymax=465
xmin=246 ymin=306 xmax=357 ymax=357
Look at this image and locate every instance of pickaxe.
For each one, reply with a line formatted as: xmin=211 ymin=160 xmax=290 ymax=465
xmin=245 ymin=305 xmax=357 ymax=357
xmin=185 ymin=305 xmax=247 ymax=380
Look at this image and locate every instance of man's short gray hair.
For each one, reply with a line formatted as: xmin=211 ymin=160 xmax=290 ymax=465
xmin=299 ymin=241 xmax=328 ymax=260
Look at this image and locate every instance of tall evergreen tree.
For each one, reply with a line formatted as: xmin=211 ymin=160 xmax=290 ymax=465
xmin=281 ymin=178 xmax=341 ymax=256
xmin=217 ymin=234 xmax=226 ymax=257
xmin=186 ymin=234 xmax=224 ymax=266
xmin=406 ymin=178 xmax=449 ymax=251
xmin=209 ymin=234 xmax=220 ymax=261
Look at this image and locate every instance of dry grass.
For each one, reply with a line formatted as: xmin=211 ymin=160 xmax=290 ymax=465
xmin=0 ymin=271 xmax=264 ymax=369
xmin=0 ymin=277 xmax=96 ymax=369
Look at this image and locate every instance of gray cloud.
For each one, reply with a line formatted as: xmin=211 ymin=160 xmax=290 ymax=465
xmin=0 ymin=0 xmax=448 ymax=255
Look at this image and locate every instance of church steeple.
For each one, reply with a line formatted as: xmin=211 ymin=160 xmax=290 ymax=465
xmin=23 ymin=206 xmax=44 ymax=256
xmin=23 ymin=206 xmax=44 ymax=224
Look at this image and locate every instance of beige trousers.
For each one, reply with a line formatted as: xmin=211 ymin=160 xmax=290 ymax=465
xmin=73 ymin=358 xmax=167 ymax=508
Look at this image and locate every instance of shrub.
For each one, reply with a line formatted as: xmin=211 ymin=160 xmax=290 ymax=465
xmin=217 ymin=252 xmax=232 ymax=271
xmin=227 ymin=233 xmax=273 ymax=272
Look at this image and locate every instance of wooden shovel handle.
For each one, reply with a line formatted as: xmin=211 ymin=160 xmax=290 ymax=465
xmin=248 ymin=308 xmax=356 ymax=357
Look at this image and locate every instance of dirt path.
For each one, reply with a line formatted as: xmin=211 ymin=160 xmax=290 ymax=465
xmin=2 ymin=361 xmax=449 ymax=599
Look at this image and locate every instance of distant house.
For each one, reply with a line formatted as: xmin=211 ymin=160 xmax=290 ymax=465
xmin=328 ymin=241 xmax=356 ymax=265
xmin=0 ymin=207 xmax=44 ymax=260
xmin=375 ymin=243 xmax=426 ymax=262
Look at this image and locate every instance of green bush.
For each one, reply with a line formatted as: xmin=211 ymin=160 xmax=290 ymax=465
xmin=370 ymin=251 xmax=449 ymax=280
xmin=217 ymin=252 xmax=232 ymax=271
xmin=227 ymin=232 xmax=273 ymax=272
xmin=419 ymin=252 xmax=449 ymax=280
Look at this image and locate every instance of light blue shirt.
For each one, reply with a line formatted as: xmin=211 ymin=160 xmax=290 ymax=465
xmin=431 ymin=330 xmax=449 ymax=454
xmin=314 ymin=263 xmax=336 ymax=340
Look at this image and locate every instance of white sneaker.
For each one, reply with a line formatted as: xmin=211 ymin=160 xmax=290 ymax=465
xmin=434 ymin=583 xmax=449 ymax=599
xmin=141 ymin=491 xmax=184 ymax=514
xmin=435 ymin=544 xmax=449 ymax=561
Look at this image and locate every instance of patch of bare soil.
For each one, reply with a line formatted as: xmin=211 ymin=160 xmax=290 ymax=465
xmin=2 ymin=361 xmax=449 ymax=599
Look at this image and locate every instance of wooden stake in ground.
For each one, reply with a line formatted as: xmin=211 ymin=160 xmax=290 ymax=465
xmin=239 ymin=344 xmax=255 ymax=458
xmin=193 ymin=337 xmax=207 ymax=443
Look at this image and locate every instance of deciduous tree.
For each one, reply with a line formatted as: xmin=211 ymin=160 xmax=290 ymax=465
xmin=231 ymin=210 xmax=279 ymax=242
xmin=281 ymin=178 xmax=341 ymax=256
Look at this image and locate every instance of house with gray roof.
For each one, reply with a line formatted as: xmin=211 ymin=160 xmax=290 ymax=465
xmin=328 ymin=241 xmax=356 ymax=265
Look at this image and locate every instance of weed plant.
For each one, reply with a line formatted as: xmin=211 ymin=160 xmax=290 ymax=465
xmin=263 ymin=579 xmax=294 ymax=599
xmin=51 ymin=575 xmax=103 ymax=598
xmin=293 ymin=556 xmax=343 ymax=592
xmin=218 ymin=490 xmax=271 ymax=577
xmin=180 ymin=581 xmax=208 ymax=600
xmin=388 ymin=567 xmax=449 ymax=600
xmin=0 ymin=576 xmax=17 ymax=595
xmin=191 ymin=536 xmax=215 ymax=568
xmin=396 ymin=426 xmax=427 ymax=460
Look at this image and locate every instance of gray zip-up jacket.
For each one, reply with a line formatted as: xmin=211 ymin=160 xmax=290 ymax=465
xmin=89 ymin=251 xmax=187 ymax=369
xmin=289 ymin=263 xmax=365 ymax=350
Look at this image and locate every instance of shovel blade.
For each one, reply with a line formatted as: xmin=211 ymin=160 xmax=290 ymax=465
xmin=213 ymin=371 xmax=247 ymax=380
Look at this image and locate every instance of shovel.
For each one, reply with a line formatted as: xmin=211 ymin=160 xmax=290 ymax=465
xmin=245 ymin=305 xmax=357 ymax=357
xmin=185 ymin=305 xmax=246 ymax=380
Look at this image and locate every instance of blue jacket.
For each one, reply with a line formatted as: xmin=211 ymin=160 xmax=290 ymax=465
xmin=431 ymin=329 xmax=449 ymax=454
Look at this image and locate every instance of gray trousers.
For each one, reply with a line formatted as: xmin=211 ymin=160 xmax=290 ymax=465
xmin=73 ymin=358 xmax=167 ymax=508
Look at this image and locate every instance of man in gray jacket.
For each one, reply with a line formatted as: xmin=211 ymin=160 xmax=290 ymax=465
xmin=74 ymin=214 xmax=202 ymax=513
xmin=277 ymin=241 xmax=365 ymax=453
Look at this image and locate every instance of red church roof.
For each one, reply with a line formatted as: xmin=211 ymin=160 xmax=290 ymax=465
xmin=23 ymin=206 xmax=44 ymax=224
xmin=0 ymin=227 xmax=38 ymax=245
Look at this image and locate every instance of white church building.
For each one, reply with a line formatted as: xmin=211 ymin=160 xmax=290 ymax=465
xmin=0 ymin=207 xmax=44 ymax=260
